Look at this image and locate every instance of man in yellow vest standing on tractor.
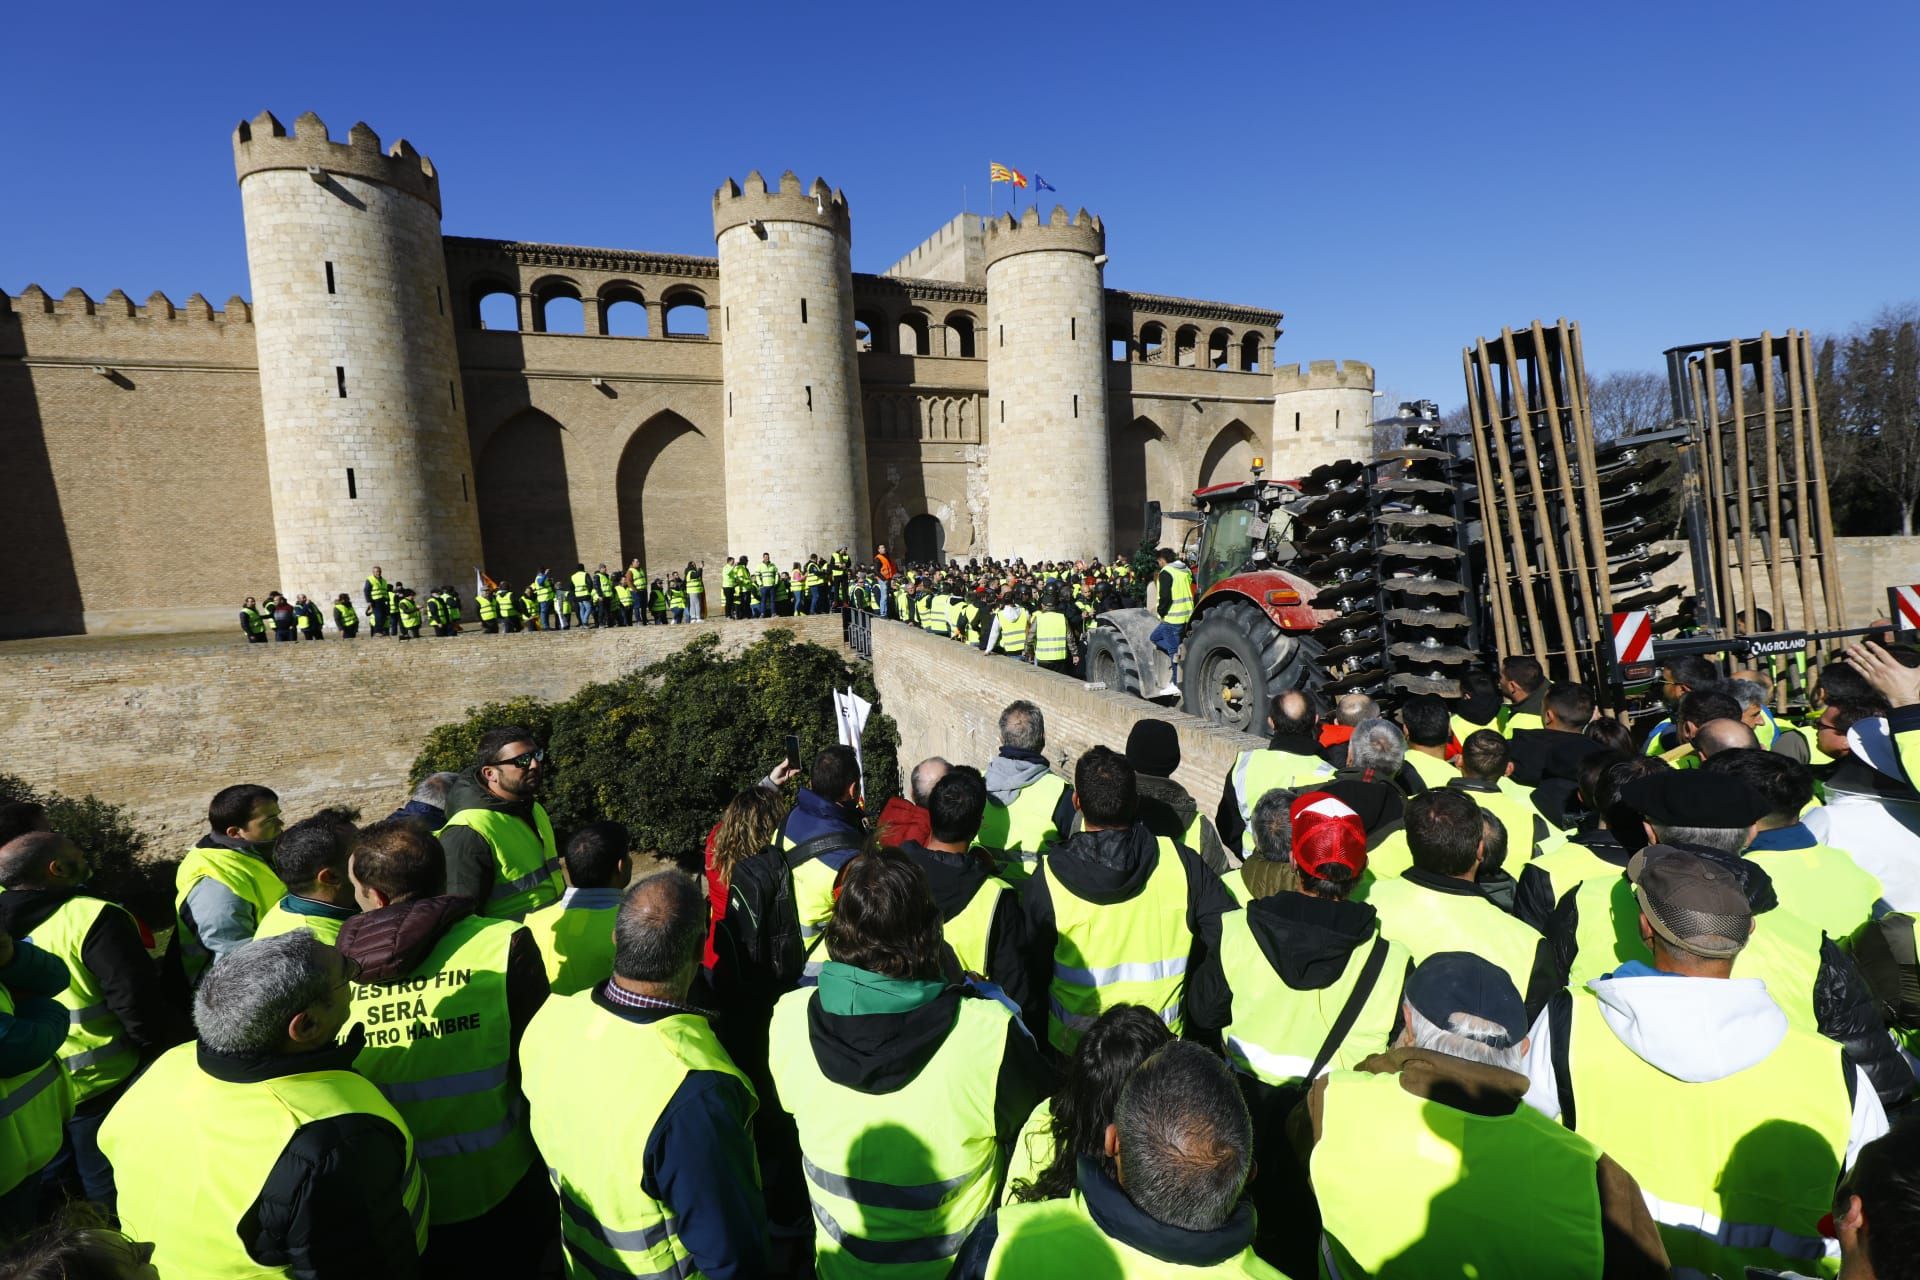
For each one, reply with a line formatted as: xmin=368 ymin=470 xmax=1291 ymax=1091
xmin=100 ymin=931 xmax=429 ymax=1278
xmin=437 ymin=727 xmax=565 ymax=921
xmin=339 ymin=820 xmax=555 ymax=1275
xmin=1149 ymin=546 xmax=1197 ymax=699
xmin=977 ymin=701 xmax=1077 ymax=884
xmin=173 ymin=782 xmax=285 ymax=989
xmin=1019 ymin=746 xmax=1237 ymax=1054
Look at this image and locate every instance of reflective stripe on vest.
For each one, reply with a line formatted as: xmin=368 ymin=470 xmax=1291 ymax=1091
xmin=920 ymin=597 xmax=951 ymax=635
xmin=350 ymin=915 xmax=532 ymax=1224
xmin=976 ymin=772 xmax=1069 ymax=881
xmin=524 ymin=995 xmax=754 ymax=1280
xmin=1231 ymin=749 xmax=1336 ymax=854
xmin=0 ymin=980 xmax=73 ymax=1196
xmin=102 ymin=1042 xmax=425 ymax=1275
xmin=1564 ymin=984 xmax=1848 ymax=1277
xmin=770 ymin=988 xmax=1013 ymax=1274
xmin=1046 ymin=836 xmax=1190 ymax=1054
xmin=24 ymin=895 xmax=140 ymax=1102
xmin=437 ymin=804 xmax=563 ymax=920
xmin=1033 ymin=612 xmax=1069 ymax=662
xmin=1218 ymin=910 xmax=1405 ymax=1085
xmin=1313 ymin=1069 xmax=1603 ymax=1279
xmin=367 ymin=575 xmax=390 ymax=601
xmin=1161 ymin=562 xmax=1195 ymax=625
xmin=997 ymin=607 xmax=1029 ymax=653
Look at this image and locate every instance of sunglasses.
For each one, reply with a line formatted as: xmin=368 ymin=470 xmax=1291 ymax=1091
xmin=489 ymin=748 xmax=547 ymax=771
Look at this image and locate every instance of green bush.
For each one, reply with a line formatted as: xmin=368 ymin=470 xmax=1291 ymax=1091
xmin=407 ymin=631 xmax=900 ymax=864
xmin=0 ymin=773 xmax=170 ymax=927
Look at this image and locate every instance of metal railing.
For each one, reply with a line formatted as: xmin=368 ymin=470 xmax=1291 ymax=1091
xmin=844 ymin=608 xmax=875 ymax=662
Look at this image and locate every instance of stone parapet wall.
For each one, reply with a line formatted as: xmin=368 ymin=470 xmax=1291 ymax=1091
xmin=0 ymin=616 xmax=844 ymax=851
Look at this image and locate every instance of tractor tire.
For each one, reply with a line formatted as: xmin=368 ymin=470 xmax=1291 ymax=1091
xmin=1084 ymin=625 xmax=1144 ymax=697
xmin=1181 ymin=601 xmax=1309 ymax=734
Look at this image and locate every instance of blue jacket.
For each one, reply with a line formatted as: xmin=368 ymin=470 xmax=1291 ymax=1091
xmin=783 ymin=787 xmax=865 ymax=855
xmin=0 ymin=940 xmax=71 ymax=1076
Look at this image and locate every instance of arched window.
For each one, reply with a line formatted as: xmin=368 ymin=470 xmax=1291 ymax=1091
xmin=1240 ymin=332 xmax=1263 ymax=372
xmin=1174 ymin=325 xmax=1200 ymax=368
xmin=472 ymin=281 xmax=519 ymax=332
xmin=661 ymin=288 xmax=709 ymax=337
xmin=855 ymin=309 xmax=890 ymax=355
xmin=944 ymin=311 xmax=977 ymax=358
xmin=1108 ymin=322 xmax=1131 ymax=362
xmin=531 ymin=278 xmax=584 ymax=334
xmin=898 ymin=310 xmax=931 ymax=356
xmin=1139 ymin=322 xmax=1166 ymax=364
xmin=600 ymin=284 xmax=647 ymax=338
xmin=1208 ymin=328 xmax=1232 ymax=370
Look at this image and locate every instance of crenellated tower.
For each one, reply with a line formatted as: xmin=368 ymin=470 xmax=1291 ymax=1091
xmin=713 ymin=172 xmax=871 ymax=564
xmin=984 ymin=206 xmax=1111 ymax=561
xmin=1270 ymin=360 xmax=1376 ymax=481
xmin=233 ymin=110 xmax=482 ymax=597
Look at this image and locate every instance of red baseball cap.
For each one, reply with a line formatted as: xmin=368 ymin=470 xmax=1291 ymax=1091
xmin=1289 ymin=792 xmax=1367 ymax=881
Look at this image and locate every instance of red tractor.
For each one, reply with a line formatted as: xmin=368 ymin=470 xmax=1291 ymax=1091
xmin=1084 ymin=467 xmax=1334 ymax=734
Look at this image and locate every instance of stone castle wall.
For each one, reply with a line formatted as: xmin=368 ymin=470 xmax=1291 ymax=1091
xmin=0 ymin=615 xmax=845 ymax=849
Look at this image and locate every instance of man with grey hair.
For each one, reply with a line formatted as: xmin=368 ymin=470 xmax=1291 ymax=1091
xmin=1311 ymin=718 xmax=1410 ymax=846
xmin=978 ymin=700 xmax=1076 ymax=882
xmin=875 ymin=756 xmax=949 ymax=847
xmin=522 ymin=869 xmax=769 ymax=1278
xmin=950 ymin=1042 xmax=1274 ymax=1275
xmin=1303 ymin=952 xmax=1668 ymax=1278
xmin=98 ymin=931 xmax=428 ymax=1278
xmin=1729 ymin=676 xmax=1810 ymax=762
xmin=385 ymin=769 xmax=458 ymax=828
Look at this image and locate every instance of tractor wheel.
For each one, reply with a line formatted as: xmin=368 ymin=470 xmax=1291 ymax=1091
xmin=1180 ymin=601 xmax=1307 ymax=734
xmin=1084 ymin=626 xmax=1143 ymax=697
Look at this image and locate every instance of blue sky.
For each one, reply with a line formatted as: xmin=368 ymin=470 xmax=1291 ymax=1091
xmin=6 ymin=2 xmax=1915 ymax=408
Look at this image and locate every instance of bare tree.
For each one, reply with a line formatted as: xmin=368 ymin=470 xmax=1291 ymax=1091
xmin=1587 ymin=370 xmax=1671 ymax=441
xmin=1839 ymin=304 xmax=1920 ymax=534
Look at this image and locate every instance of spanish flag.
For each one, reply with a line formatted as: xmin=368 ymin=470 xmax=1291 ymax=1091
xmin=990 ymin=162 xmax=1027 ymax=188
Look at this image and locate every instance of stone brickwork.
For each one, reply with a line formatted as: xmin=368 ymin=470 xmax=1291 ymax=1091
xmin=985 ymin=207 xmax=1112 ymax=561
xmin=236 ymin=111 xmax=483 ymax=599
xmin=714 ymin=173 xmax=872 ymax=565
xmin=0 ymin=615 xmax=845 ymax=850
xmin=1269 ymin=360 xmax=1375 ymax=483
xmin=870 ymin=617 xmax=1263 ymax=812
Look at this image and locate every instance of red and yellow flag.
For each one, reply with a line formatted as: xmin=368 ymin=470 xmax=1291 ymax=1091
xmin=989 ymin=162 xmax=1027 ymax=188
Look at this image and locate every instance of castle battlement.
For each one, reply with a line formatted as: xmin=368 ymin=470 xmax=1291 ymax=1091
xmin=232 ymin=110 xmax=441 ymax=214
xmin=1273 ymin=358 xmax=1373 ymax=391
xmin=982 ymin=205 xmax=1104 ymax=268
xmin=884 ymin=214 xmax=985 ymax=285
xmin=712 ymin=170 xmax=851 ymax=239
xmin=3 ymin=285 xmax=251 ymax=326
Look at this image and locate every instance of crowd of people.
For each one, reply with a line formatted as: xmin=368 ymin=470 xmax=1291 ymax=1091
xmin=11 ymin=626 xmax=1920 ymax=1277
xmin=234 ymin=544 xmax=1152 ymax=656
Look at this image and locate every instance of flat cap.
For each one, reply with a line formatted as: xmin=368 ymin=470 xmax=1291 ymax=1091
xmin=1619 ymin=769 xmax=1769 ymax=830
xmin=1406 ymin=952 xmax=1527 ymax=1049
xmin=1627 ymin=844 xmax=1754 ymax=959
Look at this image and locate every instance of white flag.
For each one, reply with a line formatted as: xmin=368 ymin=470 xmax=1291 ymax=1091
xmin=833 ymin=688 xmax=874 ymax=802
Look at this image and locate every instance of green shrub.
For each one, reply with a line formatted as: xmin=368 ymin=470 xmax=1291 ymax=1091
xmin=0 ymin=773 xmax=169 ymax=927
xmin=408 ymin=631 xmax=900 ymax=864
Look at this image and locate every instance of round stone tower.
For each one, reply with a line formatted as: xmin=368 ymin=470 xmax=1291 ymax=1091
xmin=713 ymin=171 xmax=871 ymax=565
xmin=233 ymin=110 xmax=482 ymax=598
xmin=984 ymin=206 xmax=1111 ymax=562
xmin=1270 ymin=359 xmax=1377 ymax=481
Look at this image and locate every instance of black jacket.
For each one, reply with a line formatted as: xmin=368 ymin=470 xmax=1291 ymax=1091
xmin=1213 ymin=731 xmax=1326 ymax=854
xmin=0 ymin=887 xmax=191 ymax=1110
xmin=1532 ymin=843 xmax=1914 ymax=1110
xmin=1507 ymin=726 xmax=1607 ymax=789
xmin=1185 ymin=889 xmax=1409 ymax=1038
xmin=949 ymin=1158 xmax=1262 ymax=1278
xmin=897 ymin=841 xmax=1031 ymax=1015
xmin=436 ymin=769 xmax=546 ymax=907
xmin=1019 ymin=823 xmax=1237 ymax=1044
xmin=1512 ymin=827 xmax=1632 ymax=933
xmin=1319 ymin=770 xmax=1406 ymax=849
xmin=207 ymin=1031 xmax=423 ymax=1280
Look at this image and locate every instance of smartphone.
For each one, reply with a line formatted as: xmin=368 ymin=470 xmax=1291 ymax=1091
xmin=784 ymin=734 xmax=802 ymax=771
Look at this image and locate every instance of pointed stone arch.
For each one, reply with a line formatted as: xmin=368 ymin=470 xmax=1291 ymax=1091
xmin=475 ymin=408 xmax=578 ymax=585
xmin=1199 ymin=418 xmax=1260 ymax=490
xmin=616 ymin=411 xmax=725 ymax=571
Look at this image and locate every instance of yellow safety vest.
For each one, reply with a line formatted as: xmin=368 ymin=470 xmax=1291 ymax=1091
xmin=1218 ymin=910 xmax=1406 ymax=1085
xmin=942 ymin=875 xmax=1012 ymax=978
xmin=976 ymin=773 xmax=1070 ymax=883
xmin=1747 ymin=843 xmax=1883 ymax=943
xmin=366 ymin=574 xmax=390 ymax=602
xmin=254 ymin=898 xmax=348 ymax=946
xmin=1004 ymin=1097 xmax=1054 ymax=1198
xmin=755 ymin=562 xmax=779 ymax=587
xmin=1362 ymin=876 xmax=1541 ymax=997
xmin=1528 ymin=841 xmax=1625 ymax=908
xmin=332 ymin=602 xmax=358 ymax=630
xmin=0 ymin=983 xmax=74 ymax=1195
xmin=980 ymin=1191 xmax=1284 ymax=1277
xmin=476 ymin=593 xmax=498 ymax=621
xmin=535 ymin=579 xmax=556 ymax=603
xmin=669 ymin=583 xmax=688 ymax=609
xmin=571 ymin=570 xmax=592 ymax=596
xmin=395 ymin=598 xmax=422 ymax=629
xmin=1564 ymin=984 xmax=1850 ymax=1279
xmin=1229 ymin=749 xmax=1336 ymax=854
xmin=1402 ymin=750 xmax=1460 ymax=790
xmin=1447 ymin=780 xmax=1552 ymax=854
xmin=1046 ymin=836 xmax=1191 ymax=1055
xmin=174 ymin=843 xmax=286 ymax=983
xmin=996 ymin=607 xmax=1029 ymax=654
xmin=1033 ymin=612 xmax=1070 ymax=662
xmin=1314 ymin=1069 xmax=1604 ymax=1279
xmin=22 ymin=895 xmax=141 ymax=1104
xmin=520 ymin=893 xmax=620 ymax=996
xmin=106 ymin=1043 xmax=426 ymax=1277
xmin=522 ymin=993 xmax=754 ymax=1280
xmin=779 ymin=821 xmax=865 ymax=978
xmin=1499 ymin=706 xmax=1544 ymax=738
xmin=1449 ymin=714 xmax=1496 ymax=746
xmin=349 ymin=914 xmax=532 ymax=1225
xmin=770 ymin=986 xmax=1014 ymax=1279
xmin=920 ymin=596 xmax=951 ymax=636
xmin=437 ymin=804 xmax=563 ymax=920
xmin=1161 ymin=562 xmax=1195 ymax=626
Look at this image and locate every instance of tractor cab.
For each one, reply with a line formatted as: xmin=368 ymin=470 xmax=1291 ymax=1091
xmin=1187 ymin=471 xmax=1302 ymax=593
